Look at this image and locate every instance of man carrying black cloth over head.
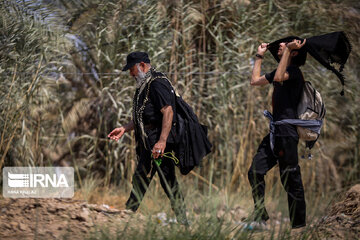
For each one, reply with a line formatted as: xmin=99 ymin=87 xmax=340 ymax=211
xmin=246 ymin=31 xmax=351 ymax=230
xmin=108 ymin=52 xmax=188 ymax=225
xmin=247 ymin=38 xmax=307 ymax=229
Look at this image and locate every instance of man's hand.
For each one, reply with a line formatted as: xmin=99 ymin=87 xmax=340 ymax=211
xmin=250 ymin=43 xmax=270 ymax=86
xmin=108 ymin=127 xmax=126 ymax=141
xmin=151 ymin=105 xmax=173 ymax=159
xmin=286 ymin=39 xmax=306 ymax=51
xmin=257 ymin=43 xmax=269 ymax=56
xmin=152 ymin=140 xmax=166 ymax=159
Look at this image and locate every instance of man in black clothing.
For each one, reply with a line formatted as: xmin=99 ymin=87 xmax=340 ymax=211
xmin=248 ymin=38 xmax=307 ymax=229
xmin=108 ymin=52 xmax=187 ymax=224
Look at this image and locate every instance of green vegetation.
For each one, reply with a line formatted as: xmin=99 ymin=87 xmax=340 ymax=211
xmin=1 ymin=0 xmax=359 ymax=239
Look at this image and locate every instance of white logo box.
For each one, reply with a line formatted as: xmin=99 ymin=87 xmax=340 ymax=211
xmin=3 ymin=167 xmax=74 ymax=198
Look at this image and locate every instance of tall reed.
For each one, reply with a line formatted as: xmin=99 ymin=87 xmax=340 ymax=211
xmin=1 ymin=0 xmax=359 ymax=196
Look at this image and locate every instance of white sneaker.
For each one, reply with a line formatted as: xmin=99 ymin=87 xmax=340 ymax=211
xmin=237 ymin=220 xmax=268 ymax=231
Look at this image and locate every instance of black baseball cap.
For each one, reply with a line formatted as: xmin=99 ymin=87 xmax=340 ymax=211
xmin=122 ymin=52 xmax=150 ymax=71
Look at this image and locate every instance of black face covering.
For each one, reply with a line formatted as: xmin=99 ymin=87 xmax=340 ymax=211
xmin=268 ymin=32 xmax=352 ymax=95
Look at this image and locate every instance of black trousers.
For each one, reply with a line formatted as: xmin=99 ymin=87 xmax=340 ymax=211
xmin=248 ymin=134 xmax=306 ymax=228
xmin=125 ymin=144 xmax=187 ymax=222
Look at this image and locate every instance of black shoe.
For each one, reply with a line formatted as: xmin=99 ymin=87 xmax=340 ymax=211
xmin=292 ymin=223 xmax=306 ymax=229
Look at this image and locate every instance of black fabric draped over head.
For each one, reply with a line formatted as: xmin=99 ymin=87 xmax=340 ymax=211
xmin=267 ymin=32 xmax=352 ymax=95
xmin=268 ymin=36 xmax=307 ymax=66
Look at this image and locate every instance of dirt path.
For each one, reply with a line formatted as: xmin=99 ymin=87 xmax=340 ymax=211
xmin=0 ymin=198 xmax=134 ymax=239
xmin=0 ymin=184 xmax=359 ymax=239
